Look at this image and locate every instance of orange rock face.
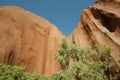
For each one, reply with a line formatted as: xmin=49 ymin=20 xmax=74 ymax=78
xmin=68 ymin=0 xmax=120 ymax=64
xmin=0 ymin=6 xmax=64 ymax=76
xmin=0 ymin=0 xmax=120 ymax=76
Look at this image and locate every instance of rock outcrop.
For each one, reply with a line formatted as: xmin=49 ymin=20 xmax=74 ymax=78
xmin=68 ymin=0 xmax=120 ymax=64
xmin=0 ymin=6 xmax=64 ymax=76
xmin=0 ymin=0 xmax=120 ymax=76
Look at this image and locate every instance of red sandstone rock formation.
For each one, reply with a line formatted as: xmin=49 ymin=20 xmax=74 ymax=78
xmin=0 ymin=0 xmax=120 ymax=76
xmin=68 ymin=0 xmax=120 ymax=64
xmin=0 ymin=6 xmax=64 ymax=76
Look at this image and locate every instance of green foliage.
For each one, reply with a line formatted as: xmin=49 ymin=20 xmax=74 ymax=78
xmin=0 ymin=64 xmax=48 ymax=80
xmin=55 ymin=39 xmax=70 ymax=69
xmin=51 ymin=70 xmax=72 ymax=80
xmin=55 ymin=39 xmax=119 ymax=80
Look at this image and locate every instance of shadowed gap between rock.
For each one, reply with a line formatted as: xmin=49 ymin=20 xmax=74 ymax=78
xmin=91 ymin=8 xmax=120 ymax=32
xmin=7 ymin=50 xmax=14 ymax=65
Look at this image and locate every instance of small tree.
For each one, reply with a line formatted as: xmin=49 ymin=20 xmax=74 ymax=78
xmin=55 ymin=39 xmax=119 ymax=80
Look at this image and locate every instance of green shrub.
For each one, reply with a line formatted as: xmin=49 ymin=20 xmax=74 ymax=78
xmin=55 ymin=39 xmax=119 ymax=80
xmin=0 ymin=64 xmax=47 ymax=80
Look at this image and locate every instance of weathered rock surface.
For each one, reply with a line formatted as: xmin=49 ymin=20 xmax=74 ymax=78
xmin=0 ymin=0 xmax=120 ymax=76
xmin=0 ymin=6 xmax=64 ymax=75
xmin=68 ymin=0 xmax=120 ymax=64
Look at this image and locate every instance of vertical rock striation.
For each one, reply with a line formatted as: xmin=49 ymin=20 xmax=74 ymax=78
xmin=68 ymin=0 xmax=120 ymax=64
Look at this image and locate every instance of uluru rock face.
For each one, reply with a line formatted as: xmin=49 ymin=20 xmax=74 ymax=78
xmin=68 ymin=0 xmax=120 ymax=64
xmin=0 ymin=0 xmax=120 ymax=76
xmin=0 ymin=6 xmax=64 ymax=75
